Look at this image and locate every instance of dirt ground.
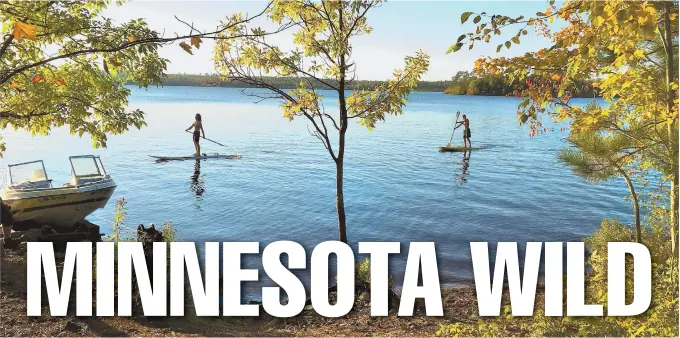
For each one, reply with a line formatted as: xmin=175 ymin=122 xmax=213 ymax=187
xmin=1 ymin=248 xmax=480 ymax=337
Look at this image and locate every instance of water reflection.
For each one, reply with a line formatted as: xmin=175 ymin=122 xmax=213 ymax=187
xmin=455 ymin=150 xmax=471 ymax=185
xmin=190 ymin=159 xmax=205 ymax=208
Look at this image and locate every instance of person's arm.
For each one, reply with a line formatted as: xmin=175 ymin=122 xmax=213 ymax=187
xmin=185 ymin=122 xmax=195 ymax=132
xmin=201 ymin=125 xmax=205 ymax=138
xmin=454 ymin=121 xmax=462 ymax=129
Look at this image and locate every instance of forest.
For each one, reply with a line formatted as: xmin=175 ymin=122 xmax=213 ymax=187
xmin=156 ymin=72 xmax=599 ymax=98
xmin=157 ymin=73 xmax=452 ymax=92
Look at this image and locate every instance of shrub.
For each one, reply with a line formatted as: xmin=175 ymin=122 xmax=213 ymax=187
xmin=436 ymin=210 xmax=679 ymax=337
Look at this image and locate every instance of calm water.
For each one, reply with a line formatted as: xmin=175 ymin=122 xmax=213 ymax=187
xmin=0 ymin=86 xmax=632 ymax=297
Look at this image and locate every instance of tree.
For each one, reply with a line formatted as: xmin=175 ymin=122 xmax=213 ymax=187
xmin=449 ymin=1 xmax=678 ymax=253
xmin=558 ymin=113 xmax=644 ymax=243
xmin=0 ymin=0 xmax=277 ymax=155
xmin=214 ymin=0 xmax=429 ymax=243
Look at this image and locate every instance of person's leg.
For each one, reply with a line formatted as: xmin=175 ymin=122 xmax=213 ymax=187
xmin=197 ymin=143 xmax=201 ymax=156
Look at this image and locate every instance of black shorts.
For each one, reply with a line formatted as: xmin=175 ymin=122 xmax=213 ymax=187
xmin=465 ymin=129 xmax=471 ymax=138
xmin=193 ymin=131 xmax=201 ymax=143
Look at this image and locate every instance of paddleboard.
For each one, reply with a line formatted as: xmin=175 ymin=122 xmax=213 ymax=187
xmin=150 ymin=154 xmax=242 ymax=161
xmin=438 ymin=146 xmax=481 ymax=152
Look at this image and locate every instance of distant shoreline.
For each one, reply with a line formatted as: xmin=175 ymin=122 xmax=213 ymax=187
xmin=140 ymin=74 xmax=599 ymax=98
xmin=148 ymin=74 xmax=453 ymax=93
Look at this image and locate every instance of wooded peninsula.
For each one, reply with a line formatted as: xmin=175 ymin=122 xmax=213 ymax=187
xmin=157 ymin=72 xmax=598 ymax=98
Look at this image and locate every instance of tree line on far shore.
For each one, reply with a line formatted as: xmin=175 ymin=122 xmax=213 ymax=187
xmin=155 ymin=72 xmax=599 ymax=98
xmin=156 ymin=73 xmax=452 ymax=92
xmin=443 ymin=71 xmax=599 ymax=98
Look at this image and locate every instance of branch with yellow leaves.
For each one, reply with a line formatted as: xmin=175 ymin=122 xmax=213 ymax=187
xmin=0 ymin=1 xmax=290 ymax=86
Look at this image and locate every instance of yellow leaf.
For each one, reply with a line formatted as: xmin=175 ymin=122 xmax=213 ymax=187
xmin=13 ymin=22 xmax=37 ymax=41
xmin=551 ymin=74 xmax=561 ymax=81
xmin=31 ymin=74 xmax=42 ymax=83
xmin=179 ymin=42 xmax=193 ymax=55
xmin=190 ymin=37 xmax=202 ymax=49
xmin=671 ymin=13 xmax=678 ymax=21
xmin=48 ymin=77 xmax=66 ymax=87
xmin=128 ymin=35 xmax=137 ymax=42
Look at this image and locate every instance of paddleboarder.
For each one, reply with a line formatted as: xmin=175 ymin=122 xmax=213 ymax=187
xmin=185 ymin=113 xmax=206 ymax=156
xmin=454 ymin=114 xmax=471 ymax=148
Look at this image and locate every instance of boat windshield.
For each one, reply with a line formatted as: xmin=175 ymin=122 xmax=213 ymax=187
xmin=6 ymin=160 xmax=52 ymax=189
xmin=70 ymin=156 xmax=107 ymax=178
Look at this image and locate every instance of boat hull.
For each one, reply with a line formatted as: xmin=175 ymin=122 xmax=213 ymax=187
xmin=1 ymin=180 xmax=116 ymax=229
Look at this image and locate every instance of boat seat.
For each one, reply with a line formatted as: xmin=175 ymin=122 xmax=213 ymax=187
xmin=13 ymin=179 xmax=52 ymax=190
xmin=62 ymin=176 xmax=104 ymax=187
xmin=32 ymin=169 xmax=46 ymax=181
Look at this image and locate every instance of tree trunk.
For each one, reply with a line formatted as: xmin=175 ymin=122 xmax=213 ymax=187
xmin=335 ymin=153 xmax=347 ymax=243
xmin=663 ymin=1 xmax=678 ymax=256
xmin=621 ymin=171 xmax=642 ymax=243
xmin=335 ymin=3 xmax=349 ymax=244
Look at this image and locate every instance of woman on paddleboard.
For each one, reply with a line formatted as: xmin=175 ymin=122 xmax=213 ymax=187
xmin=185 ymin=113 xmax=206 ymax=156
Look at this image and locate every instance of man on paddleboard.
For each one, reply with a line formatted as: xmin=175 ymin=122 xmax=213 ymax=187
xmin=185 ymin=113 xmax=206 ymax=156
xmin=454 ymin=114 xmax=471 ymax=148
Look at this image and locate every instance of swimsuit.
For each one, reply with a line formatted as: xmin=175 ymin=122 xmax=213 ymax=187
xmin=192 ymin=121 xmax=202 ymax=143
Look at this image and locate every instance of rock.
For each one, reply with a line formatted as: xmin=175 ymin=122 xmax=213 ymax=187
xmin=14 ymin=241 xmax=27 ymax=255
xmin=16 ymin=228 xmax=42 ymax=242
xmin=65 ymin=319 xmax=82 ymax=332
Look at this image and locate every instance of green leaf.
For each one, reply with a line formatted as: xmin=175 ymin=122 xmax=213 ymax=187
xmin=456 ymin=34 xmax=466 ymax=43
xmin=447 ymin=42 xmax=463 ymax=54
xmin=473 ymin=15 xmax=481 ymax=24
xmin=505 ymin=41 xmax=511 ymax=49
xmin=512 ymin=36 xmax=520 ymax=44
xmin=496 ymin=44 xmax=503 ymax=53
xmin=461 ymin=12 xmax=473 ymax=24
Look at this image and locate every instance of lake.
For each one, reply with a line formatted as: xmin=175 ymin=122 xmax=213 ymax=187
xmin=0 ymin=86 xmax=632 ymax=297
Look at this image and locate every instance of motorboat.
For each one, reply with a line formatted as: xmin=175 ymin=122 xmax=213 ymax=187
xmin=1 ymin=155 xmax=116 ymax=229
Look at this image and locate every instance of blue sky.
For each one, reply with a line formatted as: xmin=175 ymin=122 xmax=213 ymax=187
xmin=103 ymin=1 xmax=556 ymax=81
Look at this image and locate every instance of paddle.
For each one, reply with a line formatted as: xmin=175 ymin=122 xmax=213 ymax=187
xmin=185 ymin=130 xmax=232 ymax=150
xmin=447 ymin=111 xmax=461 ymax=147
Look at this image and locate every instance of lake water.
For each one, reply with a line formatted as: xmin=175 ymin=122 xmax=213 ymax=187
xmin=0 ymin=86 xmax=632 ymax=297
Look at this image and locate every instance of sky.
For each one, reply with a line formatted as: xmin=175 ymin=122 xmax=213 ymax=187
xmin=102 ymin=1 xmax=557 ymax=81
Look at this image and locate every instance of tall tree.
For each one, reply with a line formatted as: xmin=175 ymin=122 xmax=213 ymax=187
xmin=0 ymin=0 xmax=278 ymax=155
xmin=214 ymin=0 xmax=429 ymax=243
xmin=558 ymin=116 xmax=644 ymax=243
xmin=449 ymin=1 xmax=678 ymax=252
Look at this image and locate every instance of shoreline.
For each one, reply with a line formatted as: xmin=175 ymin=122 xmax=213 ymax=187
xmin=0 ymin=249 xmax=488 ymax=337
